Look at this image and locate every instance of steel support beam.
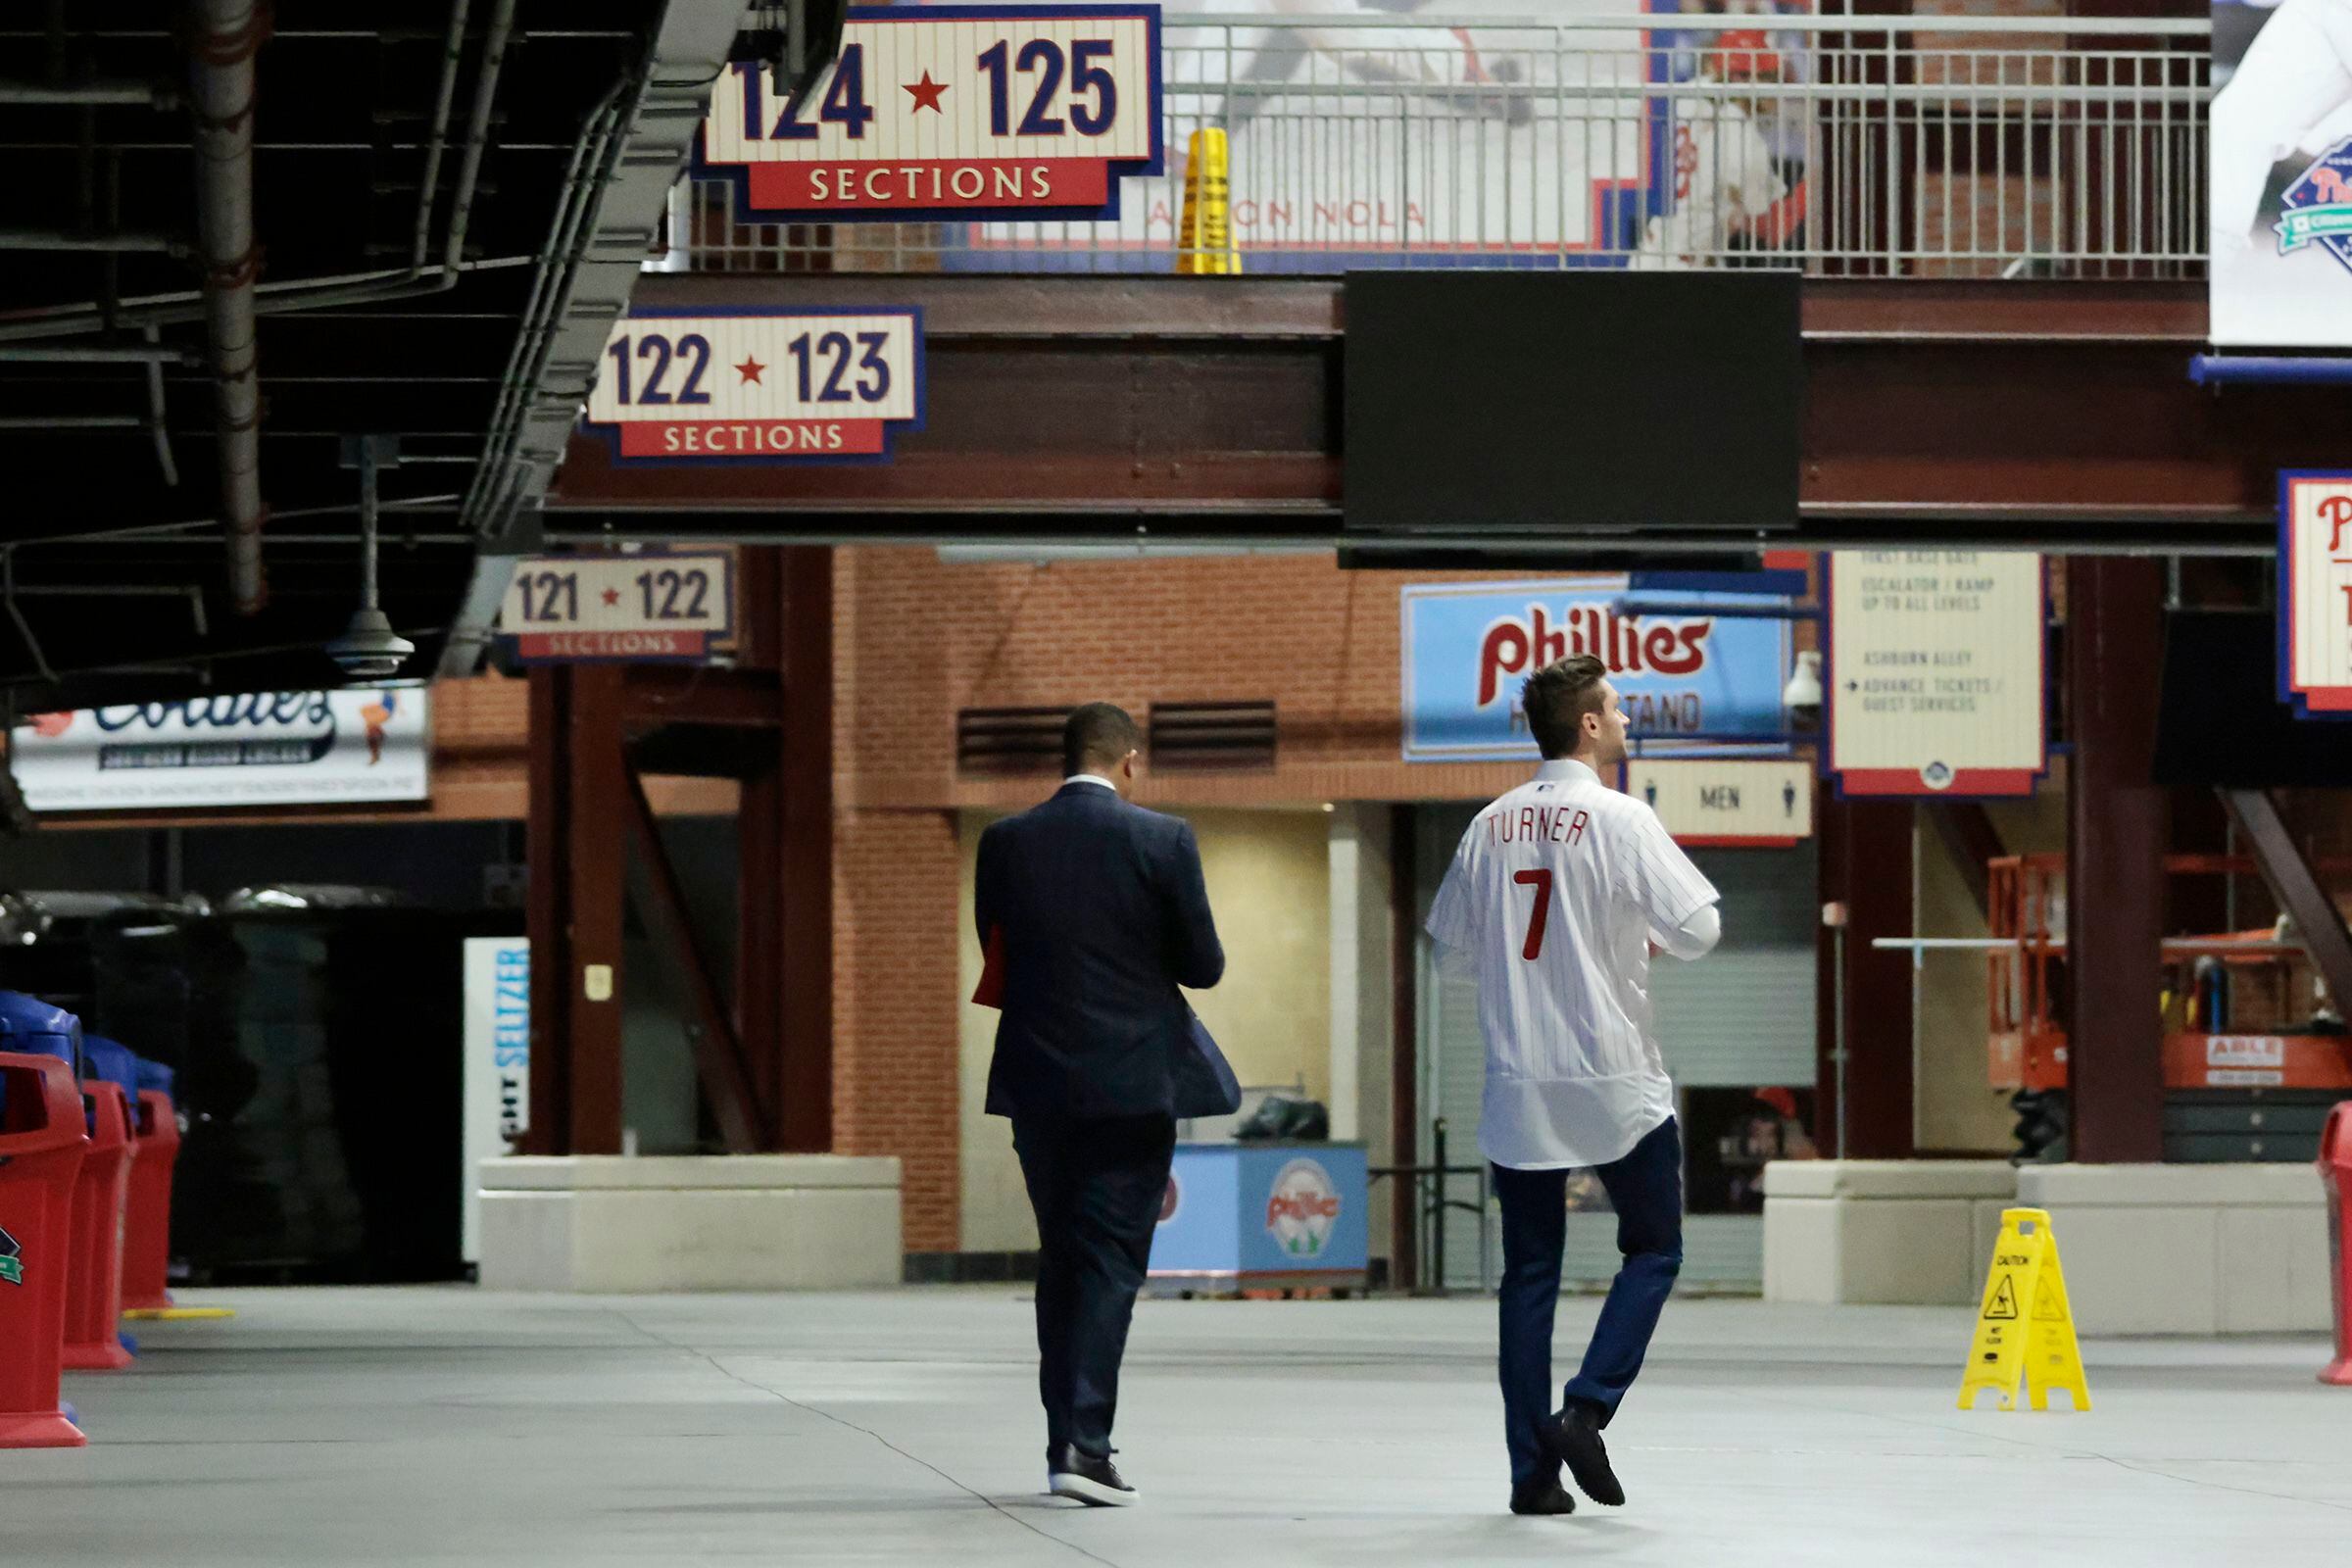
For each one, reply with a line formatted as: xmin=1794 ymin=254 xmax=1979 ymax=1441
xmin=1820 ymin=801 xmax=1916 ymax=1159
xmin=777 ymin=546 xmax=834 ymax=1152
xmin=523 ymin=665 xmax=570 ymax=1155
xmin=548 ymin=277 xmax=2337 ymax=550
xmin=2066 ymin=556 xmax=2167 ymax=1162
xmin=564 ymin=663 xmax=629 ymax=1153
xmin=2218 ymin=789 xmax=2352 ymax=1024
xmin=620 ymin=763 xmax=763 ymax=1153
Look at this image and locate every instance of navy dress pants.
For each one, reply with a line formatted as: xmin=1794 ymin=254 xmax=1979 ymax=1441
xmin=1011 ymin=1111 xmax=1177 ymax=1461
xmin=1492 ymin=1116 xmax=1685 ymax=1484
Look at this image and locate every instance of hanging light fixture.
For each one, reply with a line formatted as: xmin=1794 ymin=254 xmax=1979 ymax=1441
xmin=325 ymin=436 xmax=416 ymax=678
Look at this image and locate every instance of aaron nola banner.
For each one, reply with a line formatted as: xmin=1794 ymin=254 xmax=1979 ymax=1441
xmin=2278 ymin=471 xmax=2352 ymax=715
xmin=2210 ymin=0 xmax=2352 ymax=346
xmin=581 ymin=307 xmax=923 ymax=464
xmin=697 ymin=4 xmax=1164 ymax=221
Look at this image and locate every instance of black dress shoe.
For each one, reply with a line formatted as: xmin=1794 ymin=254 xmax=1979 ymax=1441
xmin=1542 ymin=1400 xmax=1625 ymax=1507
xmin=1508 ymin=1476 xmax=1577 ymax=1516
xmin=1048 ymin=1445 xmax=1139 ymax=1507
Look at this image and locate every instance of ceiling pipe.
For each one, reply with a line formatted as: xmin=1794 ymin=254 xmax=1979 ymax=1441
xmin=0 ymin=79 xmax=177 ymax=107
xmin=0 ymin=228 xmax=187 ymax=256
xmin=186 ymin=0 xmax=269 ymax=614
xmin=409 ymin=0 xmax=474 ymax=277
xmin=0 ymin=343 xmax=198 ymax=364
xmin=0 ymin=0 xmax=509 ymax=348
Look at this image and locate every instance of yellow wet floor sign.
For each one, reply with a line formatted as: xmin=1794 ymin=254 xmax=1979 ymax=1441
xmin=1958 ymin=1206 xmax=2090 ymax=1412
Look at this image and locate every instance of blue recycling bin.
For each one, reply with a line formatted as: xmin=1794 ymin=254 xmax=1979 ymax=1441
xmin=0 ymin=992 xmax=80 ymax=1122
xmin=78 ymin=1036 xmax=144 ymax=1112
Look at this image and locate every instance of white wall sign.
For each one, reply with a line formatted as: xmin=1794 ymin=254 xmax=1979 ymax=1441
xmin=461 ymin=937 xmax=530 ymax=1266
xmin=9 ymin=687 xmax=429 ymax=811
xmin=1828 ymin=550 xmax=2045 ymax=797
xmin=499 ymin=552 xmax=735 ymax=662
xmin=581 ymin=308 xmax=924 ymax=465
xmin=2278 ymin=471 xmax=2352 ymax=716
xmin=696 ymin=5 xmax=1164 ymax=221
xmin=1623 ymin=758 xmax=1813 ymax=844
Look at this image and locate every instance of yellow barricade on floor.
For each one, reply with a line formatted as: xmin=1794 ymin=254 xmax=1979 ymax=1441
xmin=1958 ymin=1205 xmax=2090 ymax=1412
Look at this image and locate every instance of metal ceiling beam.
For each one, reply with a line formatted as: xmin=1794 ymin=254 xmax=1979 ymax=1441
xmin=433 ymin=0 xmax=751 ymax=678
xmin=2219 ymin=790 xmax=2352 ymax=1026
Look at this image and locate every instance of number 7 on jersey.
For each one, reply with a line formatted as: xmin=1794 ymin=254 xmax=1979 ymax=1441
xmin=1513 ymin=869 xmax=1553 ymax=960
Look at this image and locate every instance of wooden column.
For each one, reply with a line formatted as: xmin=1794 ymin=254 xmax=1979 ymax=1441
xmin=1819 ymin=800 xmax=1916 ymax=1158
xmin=2065 ymin=556 xmax=2167 ymax=1162
xmin=777 ymin=545 xmax=835 ymax=1152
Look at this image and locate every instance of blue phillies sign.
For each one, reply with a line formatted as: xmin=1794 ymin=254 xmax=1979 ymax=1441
xmin=1402 ymin=578 xmax=1792 ymax=762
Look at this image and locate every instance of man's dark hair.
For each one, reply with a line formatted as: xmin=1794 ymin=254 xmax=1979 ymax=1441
xmin=1062 ymin=702 xmax=1143 ymax=776
xmin=1521 ymin=655 xmax=1609 ymax=760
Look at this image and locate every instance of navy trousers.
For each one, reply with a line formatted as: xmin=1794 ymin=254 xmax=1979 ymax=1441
xmin=1011 ymin=1111 xmax=1177 ymax=1461
xmin=1492 ymin=1116 xmax=1685 ymax=1485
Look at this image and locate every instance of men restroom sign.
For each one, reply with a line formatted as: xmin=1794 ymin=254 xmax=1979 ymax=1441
xmin=696 ymin=5 xmax=1164 ymax=221
xmin=581 ymin=307 xmax=923 ymax=465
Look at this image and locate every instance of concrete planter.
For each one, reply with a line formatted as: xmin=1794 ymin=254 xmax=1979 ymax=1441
xmin=478 ymin=1155 xmax=903 ymax=1293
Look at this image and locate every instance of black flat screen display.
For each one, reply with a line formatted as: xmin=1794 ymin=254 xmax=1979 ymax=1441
xmin=1345 ymin=270 xmax=1801 ymax=535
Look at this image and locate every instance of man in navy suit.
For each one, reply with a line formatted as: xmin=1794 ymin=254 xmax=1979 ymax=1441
xmin=976 ymin=702 xmax=1227 ymax=1508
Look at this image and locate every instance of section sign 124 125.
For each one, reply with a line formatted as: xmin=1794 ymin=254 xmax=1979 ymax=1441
xmin=581 ymin=308 xmax=923 ymax=465
xmin=697 ymin=5 xmax=1163 ymax=221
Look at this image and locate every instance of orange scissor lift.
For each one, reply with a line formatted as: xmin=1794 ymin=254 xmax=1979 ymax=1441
xmin=1987 ymin=853 xmax=2352 ymax=1159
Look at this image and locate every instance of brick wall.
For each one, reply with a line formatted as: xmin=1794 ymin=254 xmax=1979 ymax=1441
xmin=834 ymin=546 xmax=1545 ymax=811
xmin=832 ymin=805 xmax=963 ymax=1252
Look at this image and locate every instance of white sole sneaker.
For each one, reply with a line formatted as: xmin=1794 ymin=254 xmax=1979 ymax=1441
xmin=1049 ymin=1471 xmax=1140 ymax=1507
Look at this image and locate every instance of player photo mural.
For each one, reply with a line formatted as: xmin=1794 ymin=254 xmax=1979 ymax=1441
xmin=930 ymin=0 xmax=1813 ymax=269
xmin=2212 ymin=0 xmax=2352 ymax=345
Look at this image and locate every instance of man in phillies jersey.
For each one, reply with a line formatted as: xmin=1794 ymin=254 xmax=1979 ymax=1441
xmin=1427 ymin=653 xmax=1721 ymax=1516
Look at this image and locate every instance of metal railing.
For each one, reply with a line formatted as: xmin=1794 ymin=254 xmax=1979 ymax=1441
xmin=677 ymin=13 xmax=2210 ymax=278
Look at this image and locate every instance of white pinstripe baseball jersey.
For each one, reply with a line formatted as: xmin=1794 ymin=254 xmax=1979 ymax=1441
xmin=1426 ymin=758 xmax=1721 ymax=1170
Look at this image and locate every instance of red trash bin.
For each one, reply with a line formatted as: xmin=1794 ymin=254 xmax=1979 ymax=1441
xmin=122 ymin=1090 xmax=179 ymax=1313
xmin=0 ymin=1051 xmax=90 ymax=1446
xmin=61 ymin=1081 xmax=135 ymax=1373
xmin=2324 ymin=1102 xmax=2352 ymax=1387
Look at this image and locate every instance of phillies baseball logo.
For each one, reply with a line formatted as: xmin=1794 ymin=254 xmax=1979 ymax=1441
xmin=2321 ymin=494 xmax=2352 ymax=555
xmin=2277 ymin=138 xmax=2352 ymax=274
xmin=1477 ymin=605 xmax=1715 ymax=708
xmin=1265 ymin=1159 xmax=1343 ymax=1258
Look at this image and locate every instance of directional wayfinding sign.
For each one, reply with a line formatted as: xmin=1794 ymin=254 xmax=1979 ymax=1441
xmin=580 ymin=308 xmax=923 ymax=465
xmin=499 ymin=553 xmax=734 ymax=662
xmin=696 ymin=5 xmax=1164 ymax=221
xmin=1827 ymin=550 xmax=2046 ymax=797
xmin=2278 ymin=471 xmax=2352 ymax=717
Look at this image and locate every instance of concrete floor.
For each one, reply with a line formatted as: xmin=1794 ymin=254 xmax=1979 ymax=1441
xmin=7 ymin=1288 xmax=2346 ymax=1567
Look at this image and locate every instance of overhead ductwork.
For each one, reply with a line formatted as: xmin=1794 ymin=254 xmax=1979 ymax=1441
xmin=186 ymin=0 xmax=269 ymax=613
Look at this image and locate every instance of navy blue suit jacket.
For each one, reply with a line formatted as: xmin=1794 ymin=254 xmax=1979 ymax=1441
xmin=977 ymin=781 xmax=1227 ymax=1120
